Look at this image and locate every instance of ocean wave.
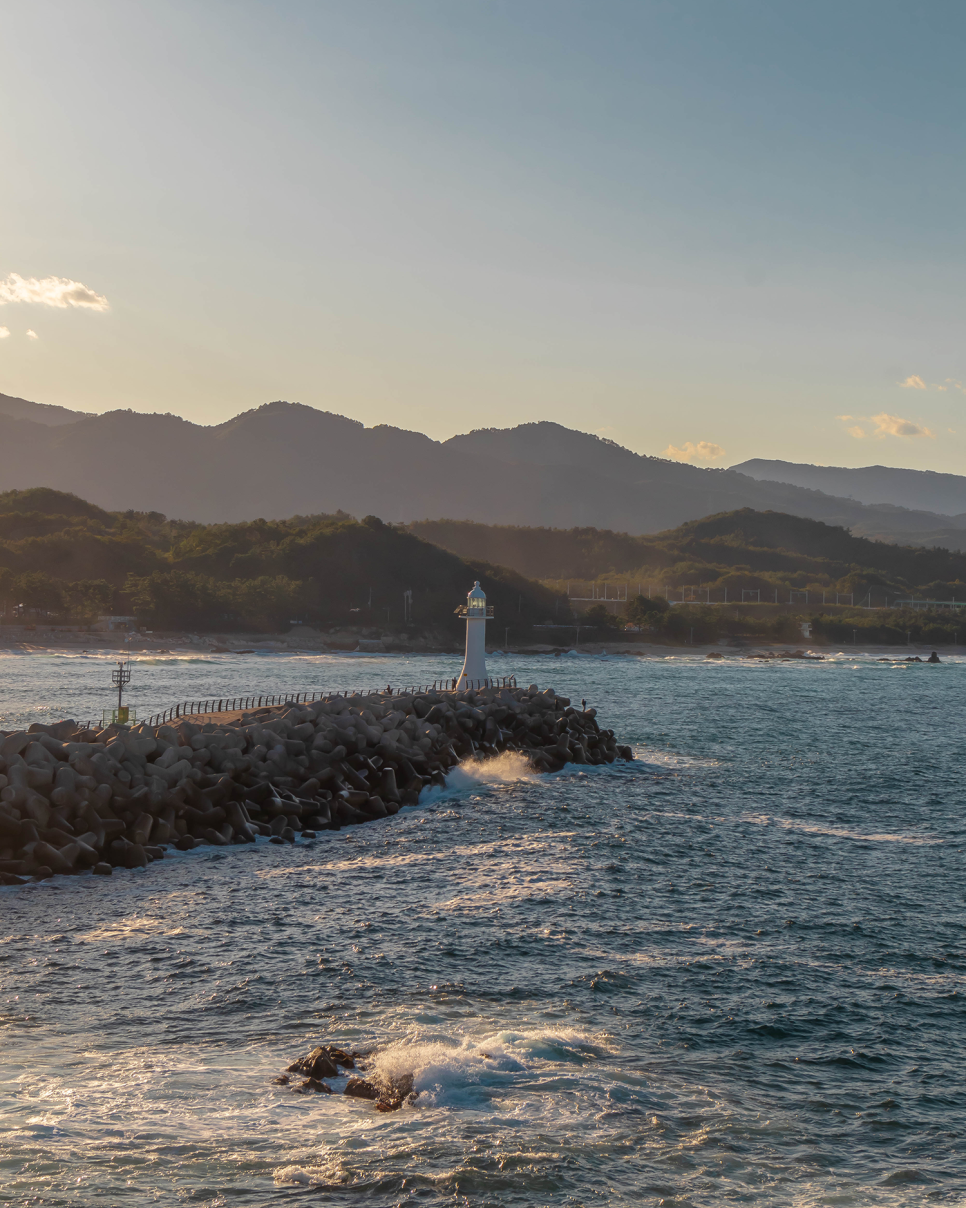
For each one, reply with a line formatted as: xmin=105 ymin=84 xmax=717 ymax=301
xmin=420 ymin=751 xmax=540 ymax=801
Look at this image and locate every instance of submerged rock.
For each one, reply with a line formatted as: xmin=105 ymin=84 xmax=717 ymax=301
xmin=344 ymin=1077 xmax=380 ymax=1101
xmin=294 ymin=1078 xmax=332 ymax=1094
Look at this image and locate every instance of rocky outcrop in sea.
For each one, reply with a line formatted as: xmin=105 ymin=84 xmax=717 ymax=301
xmin=0 ymin=684 xmax=632 ymax=882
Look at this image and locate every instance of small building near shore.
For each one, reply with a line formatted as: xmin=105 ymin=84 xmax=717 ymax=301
xmin=95 ymin=615 xmax=139 ymax=632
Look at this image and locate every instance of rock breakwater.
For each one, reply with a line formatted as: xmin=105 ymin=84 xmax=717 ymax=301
xmin=0 ymin=684 xmax=632 ymax=883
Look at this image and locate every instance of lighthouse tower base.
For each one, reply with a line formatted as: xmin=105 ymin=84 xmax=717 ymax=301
xmin=457 ymin=616 xmax=490 ymax=690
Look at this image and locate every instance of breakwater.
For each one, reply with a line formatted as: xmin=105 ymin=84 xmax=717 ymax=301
xmin=0 ymin=683 xmax=632 ymax=882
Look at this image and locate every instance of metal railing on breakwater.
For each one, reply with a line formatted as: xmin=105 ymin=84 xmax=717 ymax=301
xmin=134 ymin=675 xmax=518 ymax=729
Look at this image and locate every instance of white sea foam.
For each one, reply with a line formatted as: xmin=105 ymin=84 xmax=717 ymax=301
xmin=739 ymin=812 xmax=941 ymax=845
xmin=362 ymin=1025 xmax=612 ymax=1110
xmin=420 ymin=751 xmax=540 ymax=802
xmin=645 ymin=807 xmax=940 ymax=845
xmin=632 ymin=745 xmax=719 ymax=768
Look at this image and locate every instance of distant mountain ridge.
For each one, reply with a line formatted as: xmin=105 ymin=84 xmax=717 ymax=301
xmin=733 ymin=457 xmax=966 ymax=518
xmin=1 ymin=394 xmax=965 ymax=547
xmin=0 ymin=391 xmax=92 ymax=426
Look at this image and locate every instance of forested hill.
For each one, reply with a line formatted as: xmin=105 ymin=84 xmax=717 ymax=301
xmin=408 ymin=510 xmax=966 ymax=599
xmin=0 ymin=488 xmax=562 ymax=632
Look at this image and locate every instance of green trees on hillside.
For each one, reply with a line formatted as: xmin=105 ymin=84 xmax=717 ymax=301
xmin=624 ymin=594 xmax=670 ymax=625
xmin=410 ymin=510 xmax=966 ymax=601
xmin=0 ymin=490 xmax=565 ymax=632
xmin=0 ymin=568 xmax=114 ymax=621
xmin=125 ymin=572 xmax=308 ymax=631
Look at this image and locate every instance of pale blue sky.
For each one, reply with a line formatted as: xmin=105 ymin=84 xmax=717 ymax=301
xmin=2 ymin=0 xmax=966 ymax=470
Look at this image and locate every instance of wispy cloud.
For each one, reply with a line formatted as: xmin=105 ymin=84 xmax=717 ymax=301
xmin=898 ymin=374 xmax=966 ymax=394
xmin=0 ymin=273 xmax=109 ymax=311
xmin=25 ymin=329 xmax=38 ymax=340
xmin=663 ymin=440 xmax=726 ymax=463
xmin=0 ymin=327 xmax=9 ymax=340
xmin=846 ymin=425 xmax=866 ymax=438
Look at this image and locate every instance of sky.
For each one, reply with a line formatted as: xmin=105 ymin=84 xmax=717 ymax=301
xmin=2 ymin=0 xmax=966 ymax=471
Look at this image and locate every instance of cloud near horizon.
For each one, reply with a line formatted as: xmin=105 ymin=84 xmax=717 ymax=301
xmin=872 ymin=412 xmax=933 ymax=438
xmin=0 ymin=327 xmax=9 ymax=340
xmin=840 ymin=412 xmax=933 ymax=439
xmin=663 ymin=440 xmax=726 ymax=463
xmin=25 ymin=329 xmax=38 ymax=340
xmin=899 ymin=375 xmax=926 ymax=389
xmin=0 ymin=273 xmax=109 ymax=310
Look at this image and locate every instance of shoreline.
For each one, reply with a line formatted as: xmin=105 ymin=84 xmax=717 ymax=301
xmin=0 ymin=629 xmax=960 ymax=659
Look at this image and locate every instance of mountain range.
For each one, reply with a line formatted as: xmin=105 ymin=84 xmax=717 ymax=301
xmin=2 ymin=391 xmax=966 ymax=547
xmin=734 ymin=458 xmax=966 ymax=517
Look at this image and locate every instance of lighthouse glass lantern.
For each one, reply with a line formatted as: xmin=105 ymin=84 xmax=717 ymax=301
xmin=455 ymin=580 xmax=494 ymax=689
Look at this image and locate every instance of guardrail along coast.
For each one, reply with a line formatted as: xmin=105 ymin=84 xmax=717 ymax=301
xmin=0 ymin=683 xmax=632 ymax=883
xmin=137 ymin=677 xmax=520 ymax=729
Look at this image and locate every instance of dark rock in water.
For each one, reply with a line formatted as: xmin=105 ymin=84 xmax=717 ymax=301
xmin=327 ymin=1048 xmax=355 ymax=1069
xmin=273 ymin=1074 xmax=290 ymax=1085
xmin=175 ymin=835 xmax=197 ymax=851
xmin=0 ymin=871 xmax=28 ymax=885
xmin=928 ymin=651 xmax=941 ymax=663
xmin=33 ymin=865 xmax=53 ymax=880
xmin=269 ymin=835 xmax=285 ymax=845
xmin=293 ymin=1077 xmax=333 ymax=1094
xmin=92 ymin=862 xmax=113 ymax=876
xmin=344 ymin=1077 xmax=380 ymax=1100
xmin=376 ymin=1072 xmax=416 ymax=1112
xmin=288 ymin=1046 xmax=339 ymax=1079
xmin=343 ymin=1067 xmax=414 ymax=1111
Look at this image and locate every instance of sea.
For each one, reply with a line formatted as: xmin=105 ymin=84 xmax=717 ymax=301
xmin=0 ymin=646 xmax=963 ymax=1207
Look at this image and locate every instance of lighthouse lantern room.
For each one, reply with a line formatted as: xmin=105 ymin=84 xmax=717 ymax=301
xmin=455 ymin=580 xmax=494 ymax=689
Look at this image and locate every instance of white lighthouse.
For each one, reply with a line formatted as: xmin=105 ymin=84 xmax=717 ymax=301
xmin=455 ymin=580 xmax=493 ymax=690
